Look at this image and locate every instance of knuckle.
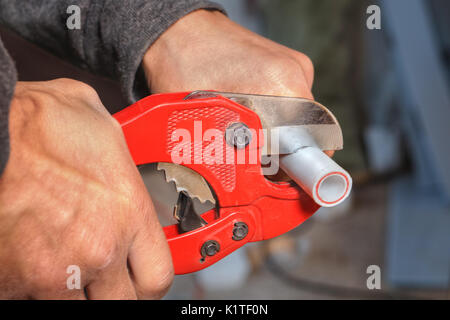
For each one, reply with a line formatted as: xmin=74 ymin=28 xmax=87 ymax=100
xmin=54 ymin=78 xmax=103 ymax=104
xmin=139 ymin=261 xmax=174 ymax=299
xmin=291 ymin=52 xmax=314 ymax=87
xmin=50 ymin=78 xmax=98 ymax=97
xmin=59 ymin=78 xmax=96 ymax=94
xmin=154 ymin=264 xmax=174 ymax=293
xmin=77 ymin=84 xmax=103 ymax=104
xmin=79 ymin=234 xmax=118 ymax=270
xmin=297 ymin=52 xmax=314 ymax=74
xmin=85 ymin=245 xmax=117 ymax=270
xmin=270 ymin=55 xmax=305 ymax=80
xmin=266 ymin=53 xmax=314 ymax=98
xmin=78 ymin=83 xmax=99 ymax=98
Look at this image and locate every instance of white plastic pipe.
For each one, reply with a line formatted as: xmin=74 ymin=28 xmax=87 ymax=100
xmin=279 ymin=146 xmax=352 ymax=207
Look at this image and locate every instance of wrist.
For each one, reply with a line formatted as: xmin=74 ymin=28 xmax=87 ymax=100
xmin=143 ymin=9 xmax=228 ymax=92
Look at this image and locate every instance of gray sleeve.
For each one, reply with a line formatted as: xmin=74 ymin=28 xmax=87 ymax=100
xmin=0 ymin=0 xmax=225 ymax=103
xmin=0 ymin=0 xmax=225 ymax=177
xmin=0 ymin=38 xmax=17 ymax=175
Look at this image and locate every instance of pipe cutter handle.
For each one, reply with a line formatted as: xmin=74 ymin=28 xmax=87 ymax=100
xmin=114 ymin=91 xmax=349 ymax=274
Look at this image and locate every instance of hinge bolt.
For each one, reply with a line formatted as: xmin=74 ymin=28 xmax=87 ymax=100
xmin=232 ymin=222 xmax=249 ymax=241
xmin=226 ymin=122 xmax=252 ymax=149
xmin=201 ymin=240 xmax=220 ymax=257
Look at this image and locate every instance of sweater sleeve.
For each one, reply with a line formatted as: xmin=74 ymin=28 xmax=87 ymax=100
xmin=0 ymin=0 xmax=225 ymax=177
xmin=0 ymin=37 xmax=17 ymax=175
xmin=0 ymin=0 xmax=225 ymax=103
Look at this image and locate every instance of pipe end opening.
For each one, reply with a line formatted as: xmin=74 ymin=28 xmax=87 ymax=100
xmin=316 ymin=172 xmax=350 ymax=206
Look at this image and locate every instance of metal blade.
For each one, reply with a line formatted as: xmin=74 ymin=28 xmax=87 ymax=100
xmin=185 ymin=91 xmax=343 ymax=153
xmin=157 ymin=162 xmax=216 ymax=204
xmin=173 ymin=191 xmax=208 ymax=233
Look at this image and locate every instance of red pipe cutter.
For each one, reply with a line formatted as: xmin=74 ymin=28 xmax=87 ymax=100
xmin=113 ymin=91 xmax=347 ymax=274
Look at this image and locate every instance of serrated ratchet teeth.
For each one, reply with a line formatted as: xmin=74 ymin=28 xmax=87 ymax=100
xmin=157 ymin=162 xmax=216 ymax=205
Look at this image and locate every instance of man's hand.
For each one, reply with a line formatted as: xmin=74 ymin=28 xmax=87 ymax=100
xmin=143 ymin=10 xmax=314 ymax=99
xmin=143 ymin=9 xmax=331 ymax=168
xmin=0 ymin=79 xmax=173 ymax=299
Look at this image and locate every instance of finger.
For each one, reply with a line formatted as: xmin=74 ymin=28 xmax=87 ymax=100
xmin=85 ymin=266 xmax=137 ymax=300
xmin=127 ymin=212 xmax=174 ymax=299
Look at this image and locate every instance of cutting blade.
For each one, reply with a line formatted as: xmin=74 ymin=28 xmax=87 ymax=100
xmin=185 ymin=91 xmax=343 ymax=154
xmin=157 ymin=162 xmax=216 ymax=204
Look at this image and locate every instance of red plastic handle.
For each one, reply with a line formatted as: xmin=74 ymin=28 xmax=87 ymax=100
xmin=114 ymin=92 xmax=319 ymax=274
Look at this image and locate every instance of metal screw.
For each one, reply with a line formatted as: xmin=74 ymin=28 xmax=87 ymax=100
xmin=225 ymin=122 xmax=252 ymax=149
xmin=201 ymin=240 xmax=220 ymax=257
xmin=232 ymin=222 xmax=249 ymax=241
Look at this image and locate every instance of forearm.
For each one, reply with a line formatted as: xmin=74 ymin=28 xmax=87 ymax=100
xmin=0 ymin=37 xmax=17 ymax=176
xmin=0 ymin=0 xmax=225 ymax=102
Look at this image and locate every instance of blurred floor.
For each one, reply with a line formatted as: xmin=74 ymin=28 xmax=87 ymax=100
xmin=166 ymin=182 xmax=449 ymax=300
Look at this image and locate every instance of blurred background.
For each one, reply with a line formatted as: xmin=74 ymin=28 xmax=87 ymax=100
xmin=1 ymin=0 xmax=449 ymax=299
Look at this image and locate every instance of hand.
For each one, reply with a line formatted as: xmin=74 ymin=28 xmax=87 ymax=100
xmin=143 ymin=10 xmax=314 ymax=99
xmin=143 ymin=9 xmax=332 ymax=172
xmin=0 ymin=79 xmax=173 ymax=299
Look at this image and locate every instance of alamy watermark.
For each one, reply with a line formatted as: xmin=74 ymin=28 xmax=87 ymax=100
xmin=169 ymin=121 xmax=280 ymax=176
xmin=366 ymin=264 xmax=381 ymax=290
xmin=66 ymin=5 xmax=81 ymax=30
xmin=66 ymin=265 xmax=81 ymax=290
xmin=366 ymin=5 xmax=381 ymax=30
